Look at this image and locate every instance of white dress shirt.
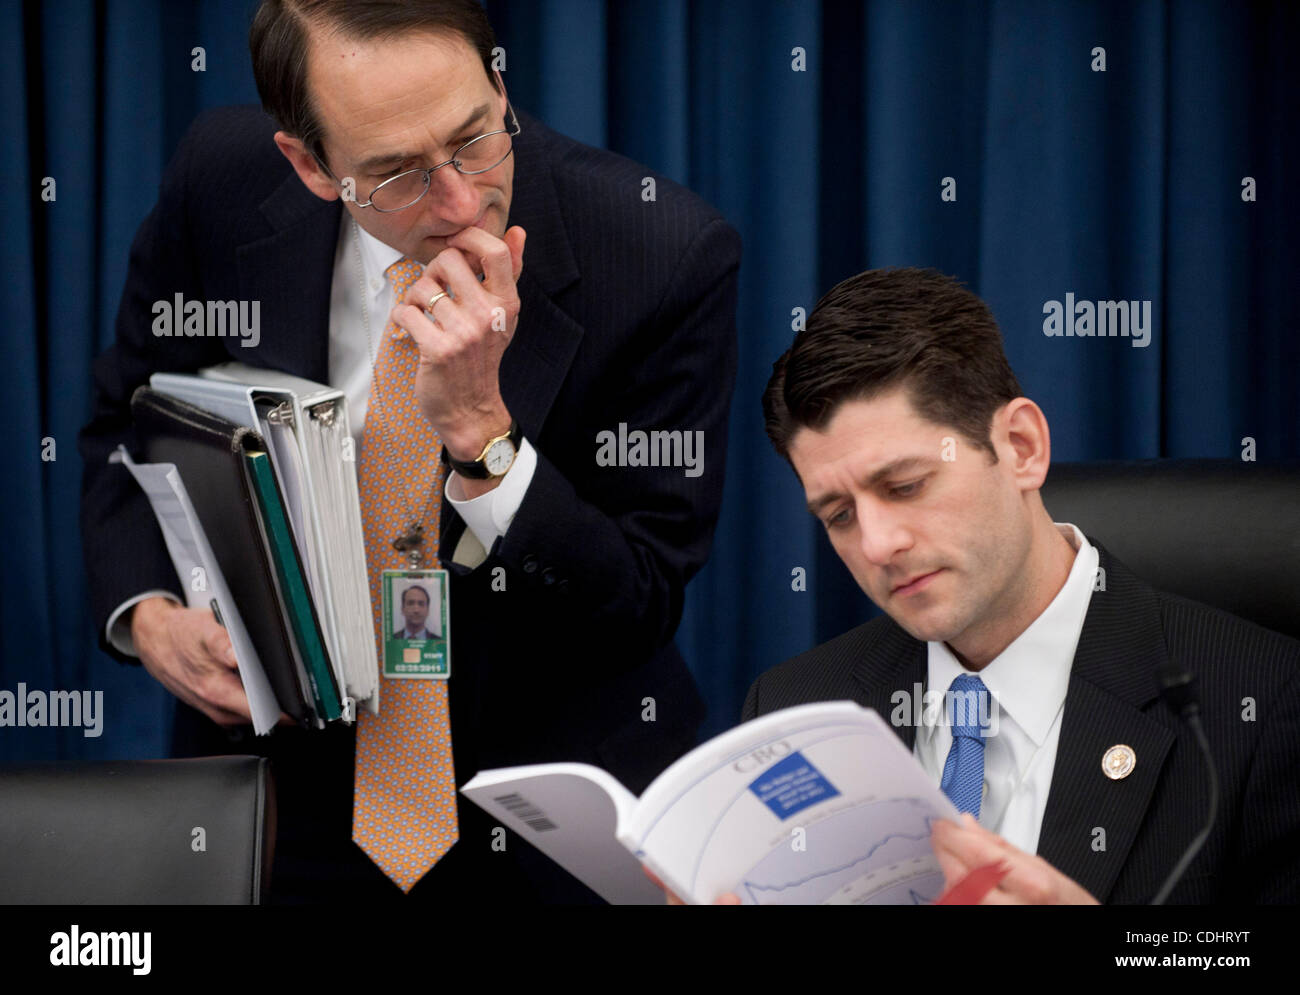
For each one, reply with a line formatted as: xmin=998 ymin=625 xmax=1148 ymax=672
xmin=105 ymin=218 xmax=535 ymax=656
xmin=913 ymin=522 xmax=1098 ymax=855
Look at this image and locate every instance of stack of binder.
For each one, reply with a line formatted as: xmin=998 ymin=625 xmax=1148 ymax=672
xmin=125 ymin=363 xmax=379 ymax=731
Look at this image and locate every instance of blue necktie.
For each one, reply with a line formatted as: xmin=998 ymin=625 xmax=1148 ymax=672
xmin=939 ymin=674 xmax=990 ymax=817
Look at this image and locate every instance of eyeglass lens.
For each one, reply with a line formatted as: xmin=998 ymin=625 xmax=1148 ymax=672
xmin=370 ymin=131 xmax=513 ymax=212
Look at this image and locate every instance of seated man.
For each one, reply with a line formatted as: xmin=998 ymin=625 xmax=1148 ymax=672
xmin=743 ymin=267 xmax=1299 ymax=904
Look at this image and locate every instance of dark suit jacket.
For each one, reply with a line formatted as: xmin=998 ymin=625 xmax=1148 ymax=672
xmin=393 ymin=628 xmax=436 ymax=641
xmin=78 ymin=106 xmax=740 ymax=900
xmin=742 ymin=541 xmax=1300 ymax=904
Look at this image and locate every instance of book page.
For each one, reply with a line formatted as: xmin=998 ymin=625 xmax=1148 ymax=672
xmin=621 ymin=702 xmax=960 ymax=905
xmin=114 ymin=446 xmax=281 ymax=735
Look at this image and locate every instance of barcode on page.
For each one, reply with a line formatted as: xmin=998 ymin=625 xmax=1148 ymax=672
xmin=493 ymin=792 xmax=558 ymax=832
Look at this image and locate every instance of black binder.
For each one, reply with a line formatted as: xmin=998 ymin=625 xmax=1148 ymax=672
xmin=129 ymin=385 xmax=336 ymax=726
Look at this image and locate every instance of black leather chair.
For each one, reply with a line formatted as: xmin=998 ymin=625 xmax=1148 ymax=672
xmin=0 ymin=755 xmax=275 ymax=904
xmin=1041 ymin=459 xmax=1300 ymax=640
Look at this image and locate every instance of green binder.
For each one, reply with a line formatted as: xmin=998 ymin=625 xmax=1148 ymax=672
xmin=244 ymin=450 xmax=342 ymax=722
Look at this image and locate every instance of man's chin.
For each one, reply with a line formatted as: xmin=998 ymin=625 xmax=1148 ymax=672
xmin=886 ymin=607 xmax=965 ymax=645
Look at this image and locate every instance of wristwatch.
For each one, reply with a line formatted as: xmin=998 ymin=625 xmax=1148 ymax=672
xmin=441 ymin=420 xmax=522 ymax=479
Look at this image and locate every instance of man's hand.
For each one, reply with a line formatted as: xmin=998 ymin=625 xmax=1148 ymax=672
xmin=393 ymin=224 xmax=526 ymax=470
xmin=130 ymin=596 xmax=255 ymax=727
xmin=931 ymin=813 xmax=1100 ymax=905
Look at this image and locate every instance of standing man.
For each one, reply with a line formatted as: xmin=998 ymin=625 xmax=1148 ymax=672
xmin=745 ymin=267 xmax=1299 ymax=904
xmin=79 ymin=0 xmax=739 ymax=902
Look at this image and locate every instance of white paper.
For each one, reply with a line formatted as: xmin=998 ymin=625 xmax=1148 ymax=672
xmin=114 ymin=446 xmax=281 ymax=735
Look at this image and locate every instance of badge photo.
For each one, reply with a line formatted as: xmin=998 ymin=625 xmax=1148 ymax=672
xmin=381 ymin=569 xmax=450 ymax=678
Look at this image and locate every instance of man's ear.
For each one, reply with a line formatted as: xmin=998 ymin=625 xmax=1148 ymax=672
xmin=996 ymin=397 xmax=1051 ymax=493
xmin=273 ymin=131 xmax=340 ymax=203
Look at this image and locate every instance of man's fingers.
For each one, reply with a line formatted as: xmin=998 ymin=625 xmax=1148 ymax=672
xmin=505 ymin=225 xmax=526 ymax=281
xmin=136 ymin=608 xmax=253 ymax=727
xmin=427 ymin=244 xmax=488 ymax=305
xmin=933 ymin=815 xmax=1008 ymax=867
xmin=201 ymin=623 xmax=239 ymax=669
xmin=395 ymin=303 xmax=443 ymax=357
xmin=445 ymin=224 xmax=523 ymax=292
xmin=931 ymin=817 xmax=1026 ymax=898
xmin=198 ymin=667 xmax=254 ymax=720
xmin=443 ymin=226 xmax=506 ymax=285
xmin=642 ymin=865 xmax=685 ymax=905
xmin=958 ymin=811 xmax=1016 ymax=851
xmin=973 ymin=886 xmax=1022 ymax=905
xmin=194 ymin=695 xmax=253 ymax=728
xmin=932 ymin=845 xmax=974 ymax=888
xmin=946 ymin=815 xmax=1069 ymax=902
xmin=932 ymin=817 xmax=1084 ymax=904
xmin=930 ymin=818 xmax=977 ymax=885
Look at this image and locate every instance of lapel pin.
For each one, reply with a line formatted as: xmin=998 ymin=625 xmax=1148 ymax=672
xmin=1102 ymin=744 xmax=1136 ymax=780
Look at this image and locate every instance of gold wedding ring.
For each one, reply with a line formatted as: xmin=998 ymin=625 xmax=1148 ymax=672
xmin=425 ymin=290 xmax=449 ymax=316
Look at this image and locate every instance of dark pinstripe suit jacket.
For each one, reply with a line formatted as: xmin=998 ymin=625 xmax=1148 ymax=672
xmin=743 ymin=541 xmax=1300 ymax=904
xmin=80 ymin=106 xmax=739 ymax=801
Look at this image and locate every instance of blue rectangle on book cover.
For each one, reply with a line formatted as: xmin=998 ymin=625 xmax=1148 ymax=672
xmin=749 ymin=751 xmax=840 ymax=820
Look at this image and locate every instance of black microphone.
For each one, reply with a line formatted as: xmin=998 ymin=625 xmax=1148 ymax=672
xmin=1150 ymin=663 xmax=1219 ymax=905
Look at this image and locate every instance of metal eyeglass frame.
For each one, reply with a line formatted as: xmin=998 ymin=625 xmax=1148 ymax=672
xmin=313 ymin=98 xmax=521 ymax=213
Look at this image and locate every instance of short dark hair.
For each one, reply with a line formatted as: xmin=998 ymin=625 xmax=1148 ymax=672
xmin=763 ymin=267 xmax=1023 ymax=464
xmin=401 ymin=584 xmax=429 ymax=607
xmin=249 ymin=0 xmax=501 ymax=163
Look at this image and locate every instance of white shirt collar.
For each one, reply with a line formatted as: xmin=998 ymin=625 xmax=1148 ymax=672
xmin=351 ymin=219 xmax=406 ymax=294
xmin=924 ymin=522 xmax=1098 ymax=746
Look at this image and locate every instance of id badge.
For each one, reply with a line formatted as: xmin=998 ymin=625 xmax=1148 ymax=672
xmin=381 ymin=569 xmax=450 ymax=678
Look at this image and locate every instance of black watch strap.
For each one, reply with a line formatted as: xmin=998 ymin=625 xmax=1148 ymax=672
xmin=441 ymin=420 xmax=522 ymax=479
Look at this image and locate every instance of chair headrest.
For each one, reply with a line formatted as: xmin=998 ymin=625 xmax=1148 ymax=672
xmin=1041 ymin=459 xmax=1300 ymax=640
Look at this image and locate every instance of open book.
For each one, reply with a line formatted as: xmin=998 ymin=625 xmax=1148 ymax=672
xmin=461 ymin=702 xmax=960 ymax=904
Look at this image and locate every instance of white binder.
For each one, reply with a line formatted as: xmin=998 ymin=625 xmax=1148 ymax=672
xmin=149 ymin=362 xmax=379 ymax=716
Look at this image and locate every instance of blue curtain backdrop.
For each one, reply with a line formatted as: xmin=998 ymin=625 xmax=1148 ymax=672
xmin=2 ymin=0 xmax=1296 ymax=763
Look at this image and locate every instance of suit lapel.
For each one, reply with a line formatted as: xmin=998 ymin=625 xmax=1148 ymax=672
xmin=1034 ymin=542 xmax=1175 ymax=902
xmin=849 ymin=618 xmax=927 ymax=750
xmin=501 ymin=271 xmax=584 ymax=441
xmin=498 ymin=113 xmax=583 ymax=441
xmin=236 ymin=169 xmax=342 ymax=384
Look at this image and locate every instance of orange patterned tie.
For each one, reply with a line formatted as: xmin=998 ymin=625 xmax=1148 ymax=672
xmin=352 ymin=257 xmax=458 ymax=892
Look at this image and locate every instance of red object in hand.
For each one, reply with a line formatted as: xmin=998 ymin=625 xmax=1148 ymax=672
xmin=934 ymin=861 xmax=1011 ymax=905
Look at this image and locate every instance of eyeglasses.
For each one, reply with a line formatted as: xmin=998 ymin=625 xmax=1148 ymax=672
xmin=316 ymin=100 xmax=521 ymax=213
